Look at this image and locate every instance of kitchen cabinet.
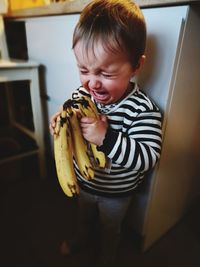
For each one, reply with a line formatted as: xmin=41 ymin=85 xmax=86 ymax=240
xmin=21 ymin=4 xmax=200 ymax=250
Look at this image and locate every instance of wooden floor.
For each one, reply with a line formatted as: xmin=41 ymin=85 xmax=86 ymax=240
xmin=1 ymin=170 xmax=200 ymax=267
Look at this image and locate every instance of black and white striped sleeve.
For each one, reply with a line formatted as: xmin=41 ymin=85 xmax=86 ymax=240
xmin=98 ymin=109 xmax=162 ymax=172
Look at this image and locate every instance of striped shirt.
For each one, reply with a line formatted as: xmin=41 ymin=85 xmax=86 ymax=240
xmin=72 ymin=83 xmax=162 ymax=197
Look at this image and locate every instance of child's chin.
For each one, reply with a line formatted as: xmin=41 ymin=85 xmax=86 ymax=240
xmin=94 ymin=98 xmax=110 ymax=105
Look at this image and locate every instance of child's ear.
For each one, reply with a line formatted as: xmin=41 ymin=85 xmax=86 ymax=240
xmin=135 ymin=54 xmax=146 ymax=72
xmin=139 ymin=54 xmax=146 ymax=68
xmin=131 ymin=55 xmax=146 ymax=77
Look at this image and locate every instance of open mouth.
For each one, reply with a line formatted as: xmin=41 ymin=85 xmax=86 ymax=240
xmin=91 ymin=90 xmax=109 ymax=102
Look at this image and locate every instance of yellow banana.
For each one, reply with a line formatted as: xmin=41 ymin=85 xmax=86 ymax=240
xmin=75 ymin=96 xmax=107 ymax=169
xmin=67 ymin=106 xmax=94 ymax=180
xmin=54 ymin=110 xmax=79 ymax=197
xmin=54 ymin=96 xmax=106 ymax=197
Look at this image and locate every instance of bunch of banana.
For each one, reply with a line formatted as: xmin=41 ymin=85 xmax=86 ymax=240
xmin=66 ymin=105 xmax=94 ymax=180
xmin=73 ymin=96 xmax=106 ymax=168
xmin=54 ymin=110 xmax=79 ymax=197
xmin=54 ymin=96 xmax=106 ymax=197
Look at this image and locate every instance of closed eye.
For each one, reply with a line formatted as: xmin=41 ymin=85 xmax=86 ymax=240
xmin=102 ymin=73 xmax=116 ymax=79
xmin=79 ymin=69 xmax=88 ymax=75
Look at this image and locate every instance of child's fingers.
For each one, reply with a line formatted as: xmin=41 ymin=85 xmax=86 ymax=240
xmin=80 ymin=116 xmax=96 ymax=124
xmin=50 ymin=105 xmax=63 ymax=126
xmin=50 ymin=112 xmax=60 ymax=126
xmin=99 ymin=114 xmax=107 ymax=123
xmin=49 ymin=111 xmax=61 ymax=135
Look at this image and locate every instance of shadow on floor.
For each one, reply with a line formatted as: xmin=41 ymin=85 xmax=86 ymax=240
xmin=1 ymin=174 xmax=200 ymax=267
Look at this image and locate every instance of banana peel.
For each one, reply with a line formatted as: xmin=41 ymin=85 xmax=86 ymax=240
xmin=53 ymin=96 xmax=107 ymax=197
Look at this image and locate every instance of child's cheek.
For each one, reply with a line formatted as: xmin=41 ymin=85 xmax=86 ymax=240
xmin=80 ymin=76 xmax=88 ymax=89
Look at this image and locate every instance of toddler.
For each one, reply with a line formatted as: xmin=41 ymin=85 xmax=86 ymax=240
xmin=50 ymin=1 xmax=162 ymax=266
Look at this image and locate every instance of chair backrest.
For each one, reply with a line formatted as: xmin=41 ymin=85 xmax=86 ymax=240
xmin=0 ymin=0 xmax=9 ymax=59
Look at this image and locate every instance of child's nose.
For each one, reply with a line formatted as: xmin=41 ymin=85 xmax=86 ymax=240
xmin=88 ymin=77 xmax=101 ymax=89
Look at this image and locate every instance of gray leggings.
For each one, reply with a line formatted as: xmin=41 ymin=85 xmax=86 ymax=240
xmin=72 ymin=189 xmax=132 ymax=267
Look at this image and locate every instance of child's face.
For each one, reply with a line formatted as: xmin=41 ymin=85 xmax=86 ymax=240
xmin=74 ymin=40 xmax=136 ymax=105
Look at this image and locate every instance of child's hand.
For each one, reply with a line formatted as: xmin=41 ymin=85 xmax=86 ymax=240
xmin=80 ymin=115 xmax=108 ymax=146
xmin=49 ymin=106 xmax=62 ymax=135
